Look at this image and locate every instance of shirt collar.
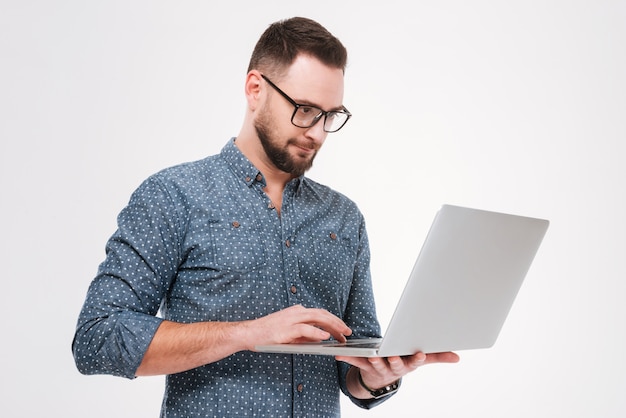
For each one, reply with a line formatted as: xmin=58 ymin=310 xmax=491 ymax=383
xmin=221 ymin=138 xmax=265 ymax=187
xmin=220 ymin=137 xmax=305 ymax=192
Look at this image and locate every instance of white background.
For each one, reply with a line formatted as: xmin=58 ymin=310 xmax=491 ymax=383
xmin=1 ymin=1 xmax=625 ymax=417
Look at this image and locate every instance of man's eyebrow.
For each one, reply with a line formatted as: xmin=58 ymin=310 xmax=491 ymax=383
xmin=297 ymin=99 xmax=346 ymax=112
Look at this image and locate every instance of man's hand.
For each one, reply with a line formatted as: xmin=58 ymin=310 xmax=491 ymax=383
xmin=247 ymin=305 xmax=352 ymax=350
xmin=336 ymin=352 xmax=460 ymax=399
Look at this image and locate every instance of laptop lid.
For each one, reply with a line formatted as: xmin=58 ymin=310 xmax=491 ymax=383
xmin=255 ymin=205 xmax=549 ymax=357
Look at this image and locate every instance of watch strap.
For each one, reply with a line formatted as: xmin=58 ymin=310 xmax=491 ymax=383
xmin=358 ymin=370 xmax=401 ymax=399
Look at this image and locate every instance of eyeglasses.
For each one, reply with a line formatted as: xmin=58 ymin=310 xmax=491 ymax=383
xmin=261 ymin=74 xmax=352 ymax=133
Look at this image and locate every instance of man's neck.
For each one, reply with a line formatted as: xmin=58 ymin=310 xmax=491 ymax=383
xmin=233 ymin=135 xmax=295 ymax=215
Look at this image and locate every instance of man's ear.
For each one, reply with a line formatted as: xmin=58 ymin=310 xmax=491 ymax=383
xmin=245 ymin=71 xmax=263 ymax=111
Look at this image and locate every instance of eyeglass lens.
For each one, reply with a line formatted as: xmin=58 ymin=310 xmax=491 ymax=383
xmin=292 ymin=106 xmax=349 ymax=132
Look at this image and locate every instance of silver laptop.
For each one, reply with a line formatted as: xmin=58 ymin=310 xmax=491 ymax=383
xmin=255 ymin=204 xmax=549 ymax=357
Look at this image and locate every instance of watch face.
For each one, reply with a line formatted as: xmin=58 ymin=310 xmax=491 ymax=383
xmin=371 ymin=381 xmax=400 ymax=399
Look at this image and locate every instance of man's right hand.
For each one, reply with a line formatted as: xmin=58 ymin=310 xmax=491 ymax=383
xmin=246 ymin=304 xmax=352 ymax=350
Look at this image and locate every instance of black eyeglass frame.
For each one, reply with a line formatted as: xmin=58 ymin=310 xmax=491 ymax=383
xmin=260 ymin=74 xmax=352 ymax=133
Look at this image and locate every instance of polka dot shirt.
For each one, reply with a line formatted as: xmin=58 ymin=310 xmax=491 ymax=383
xmin=73 ymin=139 xmax=390 ymax=417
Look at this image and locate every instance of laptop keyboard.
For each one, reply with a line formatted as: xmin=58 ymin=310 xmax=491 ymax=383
xmin=325 ymin=339 xmax=382 ymax=349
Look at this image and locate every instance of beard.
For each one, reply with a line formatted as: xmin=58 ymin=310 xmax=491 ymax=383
xmin=254 ymin=105 xmax=318 ymax=177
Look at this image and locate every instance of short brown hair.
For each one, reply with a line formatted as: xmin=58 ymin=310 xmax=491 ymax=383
xmin=247 ymin=17 xmax=348 ymax=78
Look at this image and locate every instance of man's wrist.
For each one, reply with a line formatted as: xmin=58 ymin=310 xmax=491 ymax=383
xmin=357 ymin=370 xmax=401 ymax=399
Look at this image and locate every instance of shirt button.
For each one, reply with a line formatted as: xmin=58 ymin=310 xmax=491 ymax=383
xmin=290 ymin=285 xmax=297 ymax=294
xmin=232 ymin=221 xmax=240 ymax=228
xmin=268 ymin=202 xmax=275 ymax=209
xmin=297 ymin=383 xmax=304 ymax=392
xmin=329 ymin=232 xmax=337 ymax=240
xmin=256 ymin=173 xmax=263 ymax=181
xmin=245 ymin=176 xmax=251 ymax=182
xmin=285 ymin=239 xmax=291 ymax=247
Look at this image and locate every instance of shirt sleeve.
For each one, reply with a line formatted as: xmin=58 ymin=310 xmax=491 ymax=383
xmin=72 ymin=176 xmax=183 ymax=379
xmin=336 ymin=214 xmax=399 ymax=408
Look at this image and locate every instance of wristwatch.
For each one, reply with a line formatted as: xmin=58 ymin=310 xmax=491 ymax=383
xmin=358 ymin=371 xmax=401 ymax=399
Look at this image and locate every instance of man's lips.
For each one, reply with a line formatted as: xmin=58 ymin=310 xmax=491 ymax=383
xmin=292 ymin=142 xmax=317 ymax=154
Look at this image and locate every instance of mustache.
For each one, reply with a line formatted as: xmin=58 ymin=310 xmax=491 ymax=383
xmin=288 ymin=138 xmax=318 ymax=151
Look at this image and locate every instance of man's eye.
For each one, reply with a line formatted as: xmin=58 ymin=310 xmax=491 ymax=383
xmin=299 ymin=106 xmax=319 ymax=115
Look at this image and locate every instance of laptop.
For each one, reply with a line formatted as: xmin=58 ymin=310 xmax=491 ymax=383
xmin=255 ymin=204 xmax=549 ymax=357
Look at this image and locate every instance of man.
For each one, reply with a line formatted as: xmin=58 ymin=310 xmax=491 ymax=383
xmin=72 ymin=17 xmax=459 ymax=417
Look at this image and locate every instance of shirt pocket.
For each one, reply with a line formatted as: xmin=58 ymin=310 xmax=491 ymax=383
xmin=208 ymin=217 xmax=268 ymax=273
xmin=183 ymin=212 xmax=268 ymax=274
xmin=299 ymin=229 xmax=358 ymax=313
xmin=316 ymin=231 xmax=358 ymax=280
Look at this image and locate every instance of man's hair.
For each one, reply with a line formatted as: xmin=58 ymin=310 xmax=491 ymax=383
xmin=247 ymin=17 xmax=348 ymax=78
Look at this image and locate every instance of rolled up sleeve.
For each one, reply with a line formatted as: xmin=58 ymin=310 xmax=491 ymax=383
xmin=72 ymin=176 xmax=182 ymax=378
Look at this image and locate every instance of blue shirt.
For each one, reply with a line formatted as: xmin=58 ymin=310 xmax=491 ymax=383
xmin=73 ymin=139 xmax=391 ymax=417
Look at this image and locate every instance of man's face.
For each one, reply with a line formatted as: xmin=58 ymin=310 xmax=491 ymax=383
xmin=254 ymin=55 xmax=345 ymax=177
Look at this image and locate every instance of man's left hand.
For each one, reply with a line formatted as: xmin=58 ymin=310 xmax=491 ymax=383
xmin=336 ymin=352 xmax=459 ymax=399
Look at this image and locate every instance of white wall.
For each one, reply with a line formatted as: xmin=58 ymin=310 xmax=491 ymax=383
xmin=1 ymin=1 xmax=624 ymax=417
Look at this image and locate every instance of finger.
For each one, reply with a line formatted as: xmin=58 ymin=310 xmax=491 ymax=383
xmin=403 ymin=352 xmax=427 ymax=369
xmin=367 ymin=357 xmax=389 ymax=374
xmin=425 ymin=351 xmax=460 ymax=365
xmin=280 ymin=306 xmax=352 ymax=343
xmin=296 ymin=308 xmax=352 ymax=342
xmin=327 ymin=329 xmax=349 ymax=343
xmin=386 ymin=356 xmax=407 ymax=374
xmin=289 ymin=306 xmax=346 ymax=328
xmin=266 ymin=306 xmax=333 ymax=343
xmin=289 ymin=324 xmax=331 ymax=342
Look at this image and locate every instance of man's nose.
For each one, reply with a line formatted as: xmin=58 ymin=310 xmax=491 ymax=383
xmin=305 ymin=117 xmax=328 ymax=144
